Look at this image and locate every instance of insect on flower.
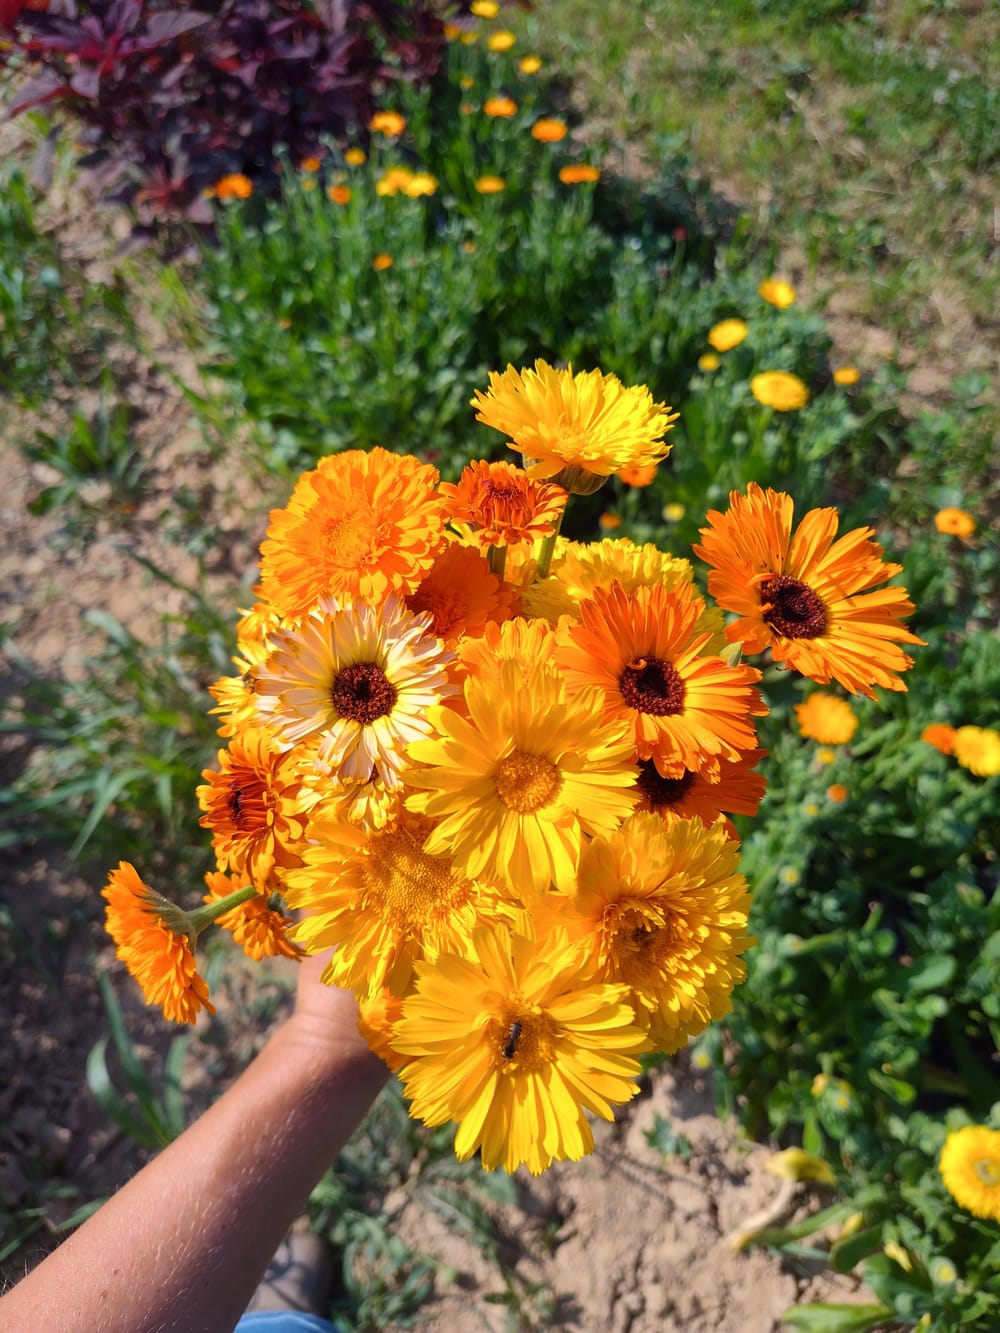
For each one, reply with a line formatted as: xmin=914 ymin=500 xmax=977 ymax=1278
xmin=502 ymin=1019 xmax=523 ymax=1060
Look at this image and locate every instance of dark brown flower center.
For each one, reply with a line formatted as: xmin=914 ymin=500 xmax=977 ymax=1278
xmin=635 ymin=759 xmax=696 ymax=810
xmin=619 ymin=656 xmax=686 ymax=715
xmin=226 ymin=774 xmax=269 ymax=830
xmin=332 ymin=662 xmax=398 ymax=723
xmin=758 ymin=574 xmax=827 ymax=640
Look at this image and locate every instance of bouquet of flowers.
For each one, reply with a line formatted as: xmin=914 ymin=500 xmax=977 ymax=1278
xmin=102 ymin=360 xmax=921 ymax=1174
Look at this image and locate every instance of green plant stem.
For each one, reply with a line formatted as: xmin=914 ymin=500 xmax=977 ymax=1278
xmin=187 ymin=884 xmax=259 ymax=937
xmin=487 ymin=544 xmax=507 ymax=578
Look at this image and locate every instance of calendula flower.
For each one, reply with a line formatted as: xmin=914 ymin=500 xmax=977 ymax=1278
xmin=537 ymin=813 xmax=752 ymax=1052
xmin=921 ymin=722 xmax=957 ymax=755
xmin=707 ymin=319 xmax=748 ymax=352
xmin=372 ymin=252 xmax=393 ymax=271
xmin=440 ymin=460 xmax=566 ymax=549
xmin=358 ymin=988 xmax=408 ymax=1072
xmin=369 ymin=110 xmax=406 ymax=136
xmin=203 ymin=871 xmax=301 ymax=961
xmin=935 ymin=507 xmax=976 ymax=537
xmin=827 ymin=783 xmax=849 ymax=803
xmin=300 ymin=155 xmax=321 ymax=173
xmin=698 ymin=352 xmax=720 ymax=372
xmin=599 ymin=512 xmax=622 ymax=531
xmin=401 ymin=171 xmax=438 ymax=198
xmin=633 ymin=749 xmax=767 ymax=827
xmin=327 ymin=183 xmax=351 ymax=205
xmin=663 ymin=502 xmax=686 ymax=522
xmin=213 ymin=173 xmax=253 ymax=200
xmin=555 ymin=580 xmax=764 ymax=780
xmin=457 ymin=616 xmax=557 ymax=684
xmin=475 ymin=174 xmax=506 ymax=193
xmin=344 ymin=147 xmax=366 ymax=165
xmin=617 ymin=463 xmax=658 ymax=487
xmin=470 ymin=0 xmax=499 ymax=15
xmin=559 ymin=163 xmax=600 ymax=184
xmin=833 ymin=365 xmax=860 ymax=386
xmin=483 ymin=95 xmax=518 ymax=117
xmin=520 ymin=55 xmax=542 ymax=74
xmin=197 ymin=728 xmax=308 ymax=881
xmin=487 ymin=29 xmax=516 ymax=51
xmin=405 ymin=541 xmax=518 ymax=644
xmin=940 ymin=1125 xmax=1000 ymax=1221
xmin=750 ymin=371 xmax=810 ymax=411
xmin=759 ymin=277 xmax=796 ymax=308
xmin=376 ymin=166 xmax=415 ymax=196
xmin=472 ymin=360 xmax=677 ymax=492
xmin=952 ymin=725 xmax=1000 ymax=777
xmin=393 ymin=925 xmax=649 ymax=1174
xmin=286 ymin=810 xmax=494 ymax=996
xmin=794 ymin=692 xmax=858 ymax=745
xmin=694 ymin=482 xmax=924 ymax=698
xmin=531 ymin=117 xmax=568 ymax=142
xmin=255 ymin=594 xmax=455 ymax=785
xmin=406 ymin=661 xmax=638 ymax=897
xmin=103 ymin=863 xmax=215 ymax=1025
xmin=259 ymin=446 xmax=446 ymax=616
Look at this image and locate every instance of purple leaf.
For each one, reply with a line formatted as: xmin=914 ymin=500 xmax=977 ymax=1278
xmin=4 ymin=70 xmax=68 ymax=117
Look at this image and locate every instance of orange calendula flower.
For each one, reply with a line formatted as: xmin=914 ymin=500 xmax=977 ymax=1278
xmin=599 ymin=512 xmax=622 ymax=531
xmin=358 ymin=988 xmax=408 ymax=1072
xmin=213 ymin=172 xmax=253 ymax=200
xmin=555 ymin=580 xmax=765 ymax=780
xmin=483 ymin=95 xmax=518 ymax=117
xmin=827 ymin=783 xmax=849 ymax=803
xmin=369 ymin=110 xmax=406 ymax=136
xmin=616 ymin=463 xmax=658 ymax=488
xmin=921 ymin=722 xmax=956 ymax=755
xmin=750 ymin=371 xmax=809 ymax=411
xmin=405 ymin=541 xmax=518 ymax=644
xmin=372 ymin=252 xmax=393 ymax=271
xmin=935 ymin=507 xmax=976 ymax=537
xmin=633 ymin=749 xmax=767 ymax=829
xmin=474 ymin=174 xmax=506 ymax=193
xmin=300 ymin=155 xmax=321 ymax=173
xmin=197 ymin=728 xmax=308 ymax=881
xmin=559 ymin=163 xmax=600 ymax=184
xmin=259 ymin=446 xmax=446 ymax=616
xmin=327 ymin=184 xmax=351 ymax=205
xmin=440 ymin=459 xmax=566 ymax=550
xmin=794 ymin=692 xmax=858 ymax=745
xmin=531 ymin=117 xmax=568 ymax=142
xmin=832 ymin=365 xmax=860 ymax=386
xmin=203 ymin=871 xmax=301 ymax=961
xmin=103 ymin=863 xmax=215 ymax=1025
xmin=759 ymin=277 xmax=796 ymax=308
xmin=694 ymin=482 xmax=924 ymax=698
xmin=707 ymin=319 xmax=748 ymax=352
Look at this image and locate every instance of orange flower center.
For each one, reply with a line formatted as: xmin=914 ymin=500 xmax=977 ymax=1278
xmin=332 ymin=662 xmax=398 ymax=723
xmin=974 ymin=1157 xmax=1000 ymax=1187
xmin=758 ymin=574 xmax=828 ymax=639
xmin=365 ymin=827 xmax=466 ymax=926
xmin=619 ymin=656 xmax=686 ymax=715
xmin=322 ymin=511 xmax=373 ymax=566
xmin=635 ymin=759 xmax=695 ymax=810
xmin=490 ymin=1008 xmax=555 ymax=1073
xmin=494 ymin=751 xmax=562 ymax=812
xmin=227 ymin=774 xmax=270 ymax=830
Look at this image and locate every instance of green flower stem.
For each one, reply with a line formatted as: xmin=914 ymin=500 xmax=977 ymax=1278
xmin=487 ymin=544 xmax=507 ymax=579
xmin=535 ymin=507 xmax=565 ymax=581
xmin=186 ymin=884 xmax=259 ymax=939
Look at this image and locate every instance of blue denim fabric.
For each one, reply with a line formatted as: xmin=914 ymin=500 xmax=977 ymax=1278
xmin=236 ymin=1313 xmax=341 ymax=1333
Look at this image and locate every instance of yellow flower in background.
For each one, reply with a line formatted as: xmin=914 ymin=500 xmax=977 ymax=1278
xmin=301 ymin=178 xmax=317 ymax=192
xmin=940 ymin=1125 xmax=1000 ymax=1220
xmin=401 ymin=171 xmax=438 ymax=198
xmin=816 ymin=746 xmax=837 ymax=765
xmin=470 ymin=0 xmax=499 ymax=15
xmin=202 ymin=872 xmax=301 ymax=962
xmin=707 ymin=319 xmax=748 ymax=352
xmin=369 ymin=110 xmax=406 ymax=136
xmin=766 ymin=1147 xmax=836 ymax=1183
xmin=103 ymin=863 xmax=215 ymax=1025
xmin=372 ymin=252 xmax=393 ymax=270
xmin=559 ymin=163 xmax=600 ymax=184
xmin=376 ymin=166 xmax=413 ymax=196
xmin=344 ymin=147 xmax=366 ymax=166
xmin=531 ymin=117 xmax=568 ymax=142
xmin=952 ymin=725 xmax=1000 ymax=778
xmin=487 ymin=29 xmax=516 ymax=51
xmin=520 ymin=55 xmax=542 ymax=74
xmin=460 ymin=30 xmax=479 ymax=45
xmin=794 ymin=692 xmax=858 ymax=745
xmin=405 ymin=660 xmax=638 ymax=897
xmin=759 ymin=277 xmax=797 ymax=308
xmin=697 ymin=352 xmax=720 ymax=372
xmin=460 ymin=74 xmax=474 ymax=89
xmin=750 ymin=370 xmax=810 ymax=411
xmin=472 ymin=359 xmax=677 ymax=490
xmin=921 ymin=722 xmax=957 ymax=755
xmin=443 ymin=21 xmax=462 ymax=38
xmin=483 ymin=95 xmax=518 ymax=117
xmin=833 ymin=365 xmax=860 ymax=386
xmin=474 ymin=174 xmax=506 ymax=193
xmin=394 ymin=924 xmax=649 ymax=1174
xmin=213 ymin=172 xmax=253 ymax=200
xmin=935 ymin=507 xmax=976 ymax=537
xmin=663 ymin=502 xmax=686 ymax=521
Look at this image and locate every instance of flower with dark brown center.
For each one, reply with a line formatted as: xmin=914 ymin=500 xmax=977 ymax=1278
xmin=757 ymin=573 xmax=828 ymax=640
xmin=618 ymin=656 xmax=686 ymax=716
xmin=635 ymin=759 xmax=696 ymax=811
xmin=332 ymin=661 xmax=398 ymax=723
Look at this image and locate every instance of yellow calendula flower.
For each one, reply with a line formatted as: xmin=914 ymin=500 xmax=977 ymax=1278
xmin=833 ymin=365 xmax=860 ymax=386
xmin=750 ymin=370 xmax=810 ymax=411
xmin=487 ymin=29 xmax=515 ymax=51
xmin=470 ymin=0 xmax=499 ymax=14
xmin=940 ymin=1126 xmax=1000 ymax=1220
xmin=935 ymin=507 xmax=976 ymax=537
xmin=794 ymin=692 xmax=858 ymax=745
xmin=759 ymin=277 xmax=796 ymax=308
xmin=519 ymin=55 xmax=542 ymax=74
xmin=698 ymin=352 xmax=720 ymax=372
xmin=393 ymin=924 xmax=650 ymax=1174
xmin=707 ymin=319 xmax=748 ymax=352
xmin=952 ymin=725 xmax=1000 ymax=777
xmin=344 ymin=147 xmax=366 ymax=166
xmin=472 ymin=359 xmax=678 ymax=492
xmin=369 ymin=110 xmax=406 ymax=136
xmin=474 ymin=174 xmax=506 ymax=194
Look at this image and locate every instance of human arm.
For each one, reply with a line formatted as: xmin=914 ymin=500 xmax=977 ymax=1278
xmin=0 ymin=955 xmax=388 ymax=1333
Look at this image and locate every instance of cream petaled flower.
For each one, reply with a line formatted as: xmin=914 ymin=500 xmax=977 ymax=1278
xmin=254 ymin=594 xmax=455 ymax=786
xmin=405 ymin=660 xmax=638 ymax=897
xmin=472 ymin=360 xmax=678 ymax=491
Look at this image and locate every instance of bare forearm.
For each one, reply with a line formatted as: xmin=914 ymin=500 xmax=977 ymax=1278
xmin=0 ymin=1004 xmax=388 ymax=1333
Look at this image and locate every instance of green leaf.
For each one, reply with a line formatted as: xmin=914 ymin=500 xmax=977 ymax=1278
xmin=781 ymin=1302 xmax=893 ymax=1332
xmin=830 ymin=1225 xmax=883 ymax=1274
xmin=907 ymin=954 xmax=955 ymax=993
xmin=85 ymin=1036 xmax=162 ymax=1150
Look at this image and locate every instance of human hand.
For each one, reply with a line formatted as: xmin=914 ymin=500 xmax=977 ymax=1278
xmin=282 ymin=949 xmax=388 ymax=1088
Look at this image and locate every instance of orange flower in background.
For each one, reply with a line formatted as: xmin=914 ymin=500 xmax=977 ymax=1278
xmin=372 ymin=253 xmax=394 ymax=271
xmin=833 ymin=366 xmax=860 ymax=386
xmin=617 ymin=463 xmax=658 ymax=488
xmin=759 ymin=277 xmax=796 ymax=308
xmin=369 ymin=110 xmax=406 ymax=136
xmin=203 ymin=872 xmax=301 ymax=962
xmin=213 ymin=173 xmax=253 ymax=200
xmin=440 ymin=459 xmax=566 ymax=549
xmin=921 ymin=722 xmax=957 ymax=755
xmin=531 ymin=117 xmax=568 ymax=142
xmin=794 ymin=692 xmax=858 ymax=745
xmin=695 ymin=482 xmax=924 ymax=698
xmin=300 ymin=155 xmax=321 ymax=173
xmin=633 ymin=749 xmax=767 ymax=828
xmin=327 ymin=184 xmax=351 ymax=205
xmin=259 ymin=446 xmax=446 ymax=615
xmin=935 ymin=507 xmax=976 ymax=537
xmin=599 ymin=512 xmax=622 ymax=531
xmin=826 ymin=783 xmax=849 ymax=803
xmin=483 ymin=95 xmax=518 ymax=117
xmin=750 ymin=371 xmax=809 ymax=411
xmin=405 ymin=542 xmax=518 ymax=644
xmin=559 ymin=163 xmax=600 ymax=184
xmin=475 ymin=174 xmax=506 ymax=193
xmin=707 ymin=319 xmax=748 ymax=352
xmin=103 ymin=863 xmax=215 ymax=1025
